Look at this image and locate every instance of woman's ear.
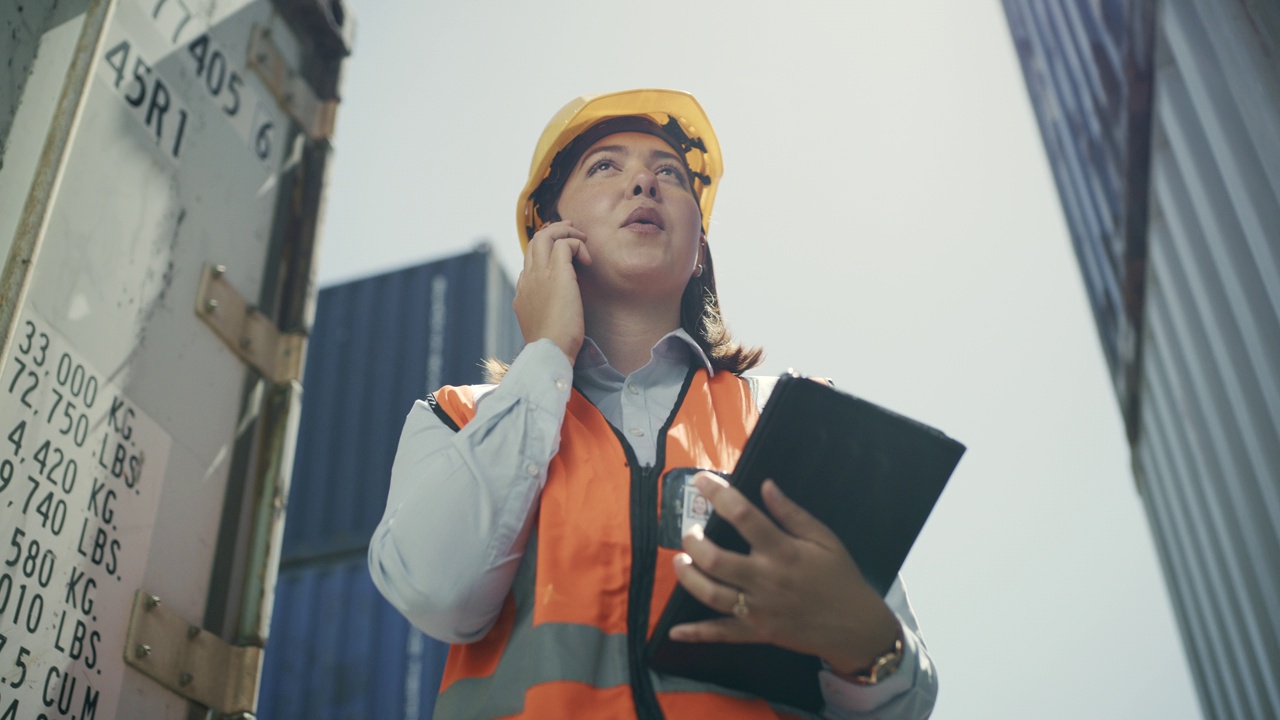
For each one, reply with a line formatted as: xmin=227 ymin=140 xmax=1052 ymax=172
xmin=692 ymin=235 xmax=707 ymax=278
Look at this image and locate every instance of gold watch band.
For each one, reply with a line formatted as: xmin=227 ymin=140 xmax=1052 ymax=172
xmin=841 ymin=627 xmax=905 ymax=686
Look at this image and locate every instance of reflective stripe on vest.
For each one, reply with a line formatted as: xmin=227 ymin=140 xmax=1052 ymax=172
xmin=429 ymin=370 xmax=816 ymax=719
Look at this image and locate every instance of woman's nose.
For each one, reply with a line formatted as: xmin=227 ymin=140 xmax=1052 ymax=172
xmin=632 ymin=172 xmax=658 ymax=199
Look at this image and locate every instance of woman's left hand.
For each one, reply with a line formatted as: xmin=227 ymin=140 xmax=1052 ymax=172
xmin=671 ymin=472 xmax=901 ymax=676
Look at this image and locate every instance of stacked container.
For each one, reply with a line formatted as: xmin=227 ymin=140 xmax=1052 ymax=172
xmin=257 ymin=247 xmax=523 ymax=719
xmin=1004 ymin=1 xmax=1280 ymax=717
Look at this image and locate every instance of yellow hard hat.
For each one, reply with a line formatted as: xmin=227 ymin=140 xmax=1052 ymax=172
xmin=516 ymin=89 xmax=723 ymax=249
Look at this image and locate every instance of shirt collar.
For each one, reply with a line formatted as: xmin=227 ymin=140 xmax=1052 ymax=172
xmin=576 ymin=327 xmax=715 ymax=378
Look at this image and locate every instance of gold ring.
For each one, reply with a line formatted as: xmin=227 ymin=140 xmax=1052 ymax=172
xmin=732 ymin=591 xmax=749 ymax=618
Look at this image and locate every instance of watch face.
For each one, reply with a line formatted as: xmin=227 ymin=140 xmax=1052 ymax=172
xmin=851 ymin=644 xmax=904 ymax=685
xmin=878 ymin=654 xmax=903 ymax=681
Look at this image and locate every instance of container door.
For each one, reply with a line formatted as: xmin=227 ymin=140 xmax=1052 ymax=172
xmin=0 ymin=0 xmax=350 ymax=717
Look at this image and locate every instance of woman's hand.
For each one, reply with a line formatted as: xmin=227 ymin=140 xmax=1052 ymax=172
xmin=671 ymin=473 xmax=902 ymax=676
xmin=514 ymin=221 xmax=592 ymax=363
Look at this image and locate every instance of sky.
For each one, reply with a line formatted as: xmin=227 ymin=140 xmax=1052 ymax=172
xmin=315 ymin=2 xmax=1202 ymax=718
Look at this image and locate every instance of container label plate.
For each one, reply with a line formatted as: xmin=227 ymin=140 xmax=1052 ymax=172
xmin=0 ymin=304 xmax=171 ymax=720
xmin=94 ymin=0 xmax=281 ymax=167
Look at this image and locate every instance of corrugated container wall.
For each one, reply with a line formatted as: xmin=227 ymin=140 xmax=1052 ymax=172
xmin=1136 ymin=2 xmax=1280 ymax=718
xmin=258 ymin=247 xmax=523 ymax=719
xmin=1005 ymin=1 xmax=1280 ymax=718
xmin=1003 ymin=0 xmax=1156 ymax=442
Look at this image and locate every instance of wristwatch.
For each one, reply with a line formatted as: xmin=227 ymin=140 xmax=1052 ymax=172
xmin=845 ymin=628 xmax=904 ymax=686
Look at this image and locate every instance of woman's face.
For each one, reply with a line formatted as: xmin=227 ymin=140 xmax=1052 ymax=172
xmin=691 ymin=494 xmax=709 ymax=517
xmin=554 ymin=131 xmax=703 ymax=303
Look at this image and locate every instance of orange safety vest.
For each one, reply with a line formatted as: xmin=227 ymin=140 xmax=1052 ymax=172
xmin=427 ymin=367 xmax=817 ymax=719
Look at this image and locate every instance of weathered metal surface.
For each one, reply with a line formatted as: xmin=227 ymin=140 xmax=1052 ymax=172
xmin=247 ymin=24 xmax=337 ymax=141
xmin=124 ymin=591 xmax=263 ymax=713
xmin=0 ymin=0 xmax=351 ymax=716
xmin=197 ymin=263 xmax=306 ymax=385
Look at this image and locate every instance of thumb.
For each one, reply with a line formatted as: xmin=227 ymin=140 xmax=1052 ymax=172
xmin=761 ymin=480 xmax=841 ymax=548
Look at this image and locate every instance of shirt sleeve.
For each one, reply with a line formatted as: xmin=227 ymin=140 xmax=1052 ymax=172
xmin=367 ymin=339 xmax=573 ymax=644
xmin=819 ymin=578 xmax=938 ymax=719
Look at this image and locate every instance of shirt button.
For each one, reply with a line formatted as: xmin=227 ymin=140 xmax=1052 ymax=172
xmin=554 ymin=378 xmax=568 ymax=391
xmin=627 ymin=383 xmax=640 ymax=395
xmin=525 ymin=462 xmax=539 ymax=477
xmin=629 ymin=427 xmax=645 ymax=437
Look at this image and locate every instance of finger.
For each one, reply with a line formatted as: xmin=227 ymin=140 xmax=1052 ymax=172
xmin=760 ymin=479 xmax=842 ymax=548
xmin=527 ymin=222 xmax=587 ymax=267
xmin=669 ymin=616 xmax=757 ymax=645
xmin=672 ymin=552 xmax=743 ymax=618
xmin=694 ymin=473 xmax=787 ymax=552
xmin=568 ymin=236 xmax=591 ymax=265
xmin=550 ymin=236 xmax=591 ymax=268
xmin=681 ymin=522 xmax=753 ymax=587
xmin=536 ymin=221 xmax=586 ymax=243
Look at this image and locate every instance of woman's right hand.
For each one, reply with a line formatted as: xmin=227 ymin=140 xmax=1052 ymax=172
xmin=514 ymin=221 xmax=592 ymax=363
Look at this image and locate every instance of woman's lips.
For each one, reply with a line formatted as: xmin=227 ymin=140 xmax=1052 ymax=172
xmin=622 ymin=206 xmax=664 ymax=231
xmin=623 ymin=221 xmax=663 ymax=234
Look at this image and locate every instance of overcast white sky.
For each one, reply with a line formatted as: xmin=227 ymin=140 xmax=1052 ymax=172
xmin=316 ymin=2 xmax=1202 ymax=717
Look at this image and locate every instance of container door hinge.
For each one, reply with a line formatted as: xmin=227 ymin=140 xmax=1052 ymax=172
xmin=248 ymin=24 xmax=337 ymax=140
xmin=124 ymin=591 xmax=263 ymax=715
xmin=196 ymin=263 xmax=304 ymax=385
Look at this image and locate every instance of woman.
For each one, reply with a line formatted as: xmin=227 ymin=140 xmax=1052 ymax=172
xmin=369 ymin=89 xmax=937 ymax=719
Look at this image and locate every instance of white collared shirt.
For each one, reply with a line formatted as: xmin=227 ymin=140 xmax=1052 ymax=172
xmin=369 ymin=334 xmax=937 ymax=718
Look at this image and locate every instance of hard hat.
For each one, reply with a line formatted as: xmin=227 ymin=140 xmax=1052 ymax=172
xmin=516 ymin=89 xmax=723 ymax=249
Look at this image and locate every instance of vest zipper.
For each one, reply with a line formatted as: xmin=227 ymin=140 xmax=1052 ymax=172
xmin=627 ymin=462 xmax=665 ymax=720
xmin=587 ymin=366 xmax=697 ymax=720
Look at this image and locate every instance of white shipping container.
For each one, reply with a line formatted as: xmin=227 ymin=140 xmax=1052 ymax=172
xmin=0 ymin=0 xmax=352 ymax=717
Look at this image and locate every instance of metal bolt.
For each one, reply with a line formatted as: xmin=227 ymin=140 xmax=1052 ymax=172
xmin=146 ymin=595 xmax=161 ymax=609
xmin=205 ymin=298 xmax=220 ymax=313
xmin=256 ymin=52 xmax=268 ymax=64
xmin=212 ymin=264 xmax=227 ymax=277
xmin=179 ymin=672 xmax=193 ymax=686
xmin=135 ymin=644 xmax=151 ymax=658
xmin=187 ymin=625 xmax=201 ymax=639
xmin=239 ymin=336 xmax=252 ymax=349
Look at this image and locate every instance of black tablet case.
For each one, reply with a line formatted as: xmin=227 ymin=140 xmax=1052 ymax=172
xmin=646 ymin=372 xmax=966 ymax=712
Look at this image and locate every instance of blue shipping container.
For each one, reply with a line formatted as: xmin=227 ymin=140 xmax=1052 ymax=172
xmin=259 ymin=247 xmax=523 ymax=719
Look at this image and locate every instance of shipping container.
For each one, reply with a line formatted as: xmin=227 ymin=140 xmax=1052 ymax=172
xmin=1004 ymin=1 xmax=1280 ymax=717
xmin=0 ymin=0 xmax=352 ymax=717
xmin=1133 ymin=2 xmax=1280 ymax=717
xmin=1003 ymin=0 xmax=1156 ymax=442
xmin=257 ymin=247 xmax=523 ymax=719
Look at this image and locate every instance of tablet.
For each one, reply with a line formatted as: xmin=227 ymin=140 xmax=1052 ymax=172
xmin=646 ymin=372 xmax=965 ymax=711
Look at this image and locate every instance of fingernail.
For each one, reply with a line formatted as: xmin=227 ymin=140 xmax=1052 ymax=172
xmin=694 ymin=473 xmax=720 ymax=492
xmin=674 ymin=552 xmax=693 ymax=568
xmin=670 ymin=625 xmax=691 ymax=641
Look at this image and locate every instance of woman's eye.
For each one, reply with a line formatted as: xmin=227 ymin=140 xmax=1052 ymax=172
xmin=657 ymin=165 xmax=688 ymax=185
xmin=587 ymin=159 xmax=615 ymax=175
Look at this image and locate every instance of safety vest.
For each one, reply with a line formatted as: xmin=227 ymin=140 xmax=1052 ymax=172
xmin=427 ymin=367 xmax=817 ymax=719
